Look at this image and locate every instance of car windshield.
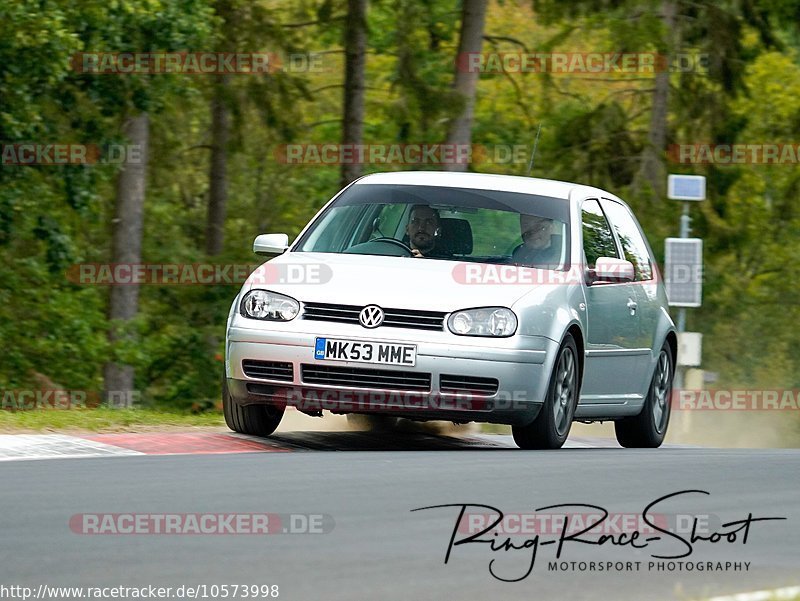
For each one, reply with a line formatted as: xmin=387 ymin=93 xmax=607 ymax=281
xmin=294 ymin=184 xmax=570 ymax=268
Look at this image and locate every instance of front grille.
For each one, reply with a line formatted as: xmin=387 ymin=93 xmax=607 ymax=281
xmin=302 ymin=302 xmax=445 ymax=331
xmin=242 ymin=360 xmax=294 ymax=382
xmin=440 ymin=374 xmax=499 ymax=396
xmin=301 ymin=364 xmax=431 ymax=391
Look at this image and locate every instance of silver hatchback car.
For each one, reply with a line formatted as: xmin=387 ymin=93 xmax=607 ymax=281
xmin=223 ymin=172 xmax=676 ymax=449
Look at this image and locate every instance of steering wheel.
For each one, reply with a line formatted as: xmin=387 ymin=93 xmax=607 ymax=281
xmin=369 ymin=237 xmax=414 ymax=255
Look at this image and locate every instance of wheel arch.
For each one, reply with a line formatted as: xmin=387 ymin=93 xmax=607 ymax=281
xmin=565 ymin=322 xmax=585 ymax=384
xmin=664 ymin=330 xmax=678 ymax=375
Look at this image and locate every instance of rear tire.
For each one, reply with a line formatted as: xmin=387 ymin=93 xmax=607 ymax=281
xmin=512 ymin=333 xmax=580 ymax=450
xmin=222 ymin=370 xmax=284 ymax=436
xmin=615 ymin=343 xmax=673 ymax=448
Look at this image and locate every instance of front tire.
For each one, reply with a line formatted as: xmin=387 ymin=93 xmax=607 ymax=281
xmin=513 ymin=333 xmax=580 ymax=450
xmin=222 ymin=370 xmax=284 ymax=436
xmin=615 ymin=343 xmax=673 ymax=448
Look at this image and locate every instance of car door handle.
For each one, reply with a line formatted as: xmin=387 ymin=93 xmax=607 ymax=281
xmin=627 ymin=298 xmax=638 ymax=314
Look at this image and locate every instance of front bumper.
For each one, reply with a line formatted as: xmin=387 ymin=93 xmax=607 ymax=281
xmin=226 ymin=323 xmax=559 ymax=426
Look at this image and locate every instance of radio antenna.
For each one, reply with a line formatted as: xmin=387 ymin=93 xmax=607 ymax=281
xmin=526 ymin=123 xmax=542 ymax=176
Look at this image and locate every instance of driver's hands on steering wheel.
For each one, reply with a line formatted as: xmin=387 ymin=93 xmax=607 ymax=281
xmin=365 ymin=237 xmax=415 ymax=256
xmin=411 ymin=249 xmax=423 ymax=258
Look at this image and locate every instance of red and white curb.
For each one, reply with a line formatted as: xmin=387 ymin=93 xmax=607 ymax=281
xmin=0 ymin=434 xmax=142 ymax=461
xmin=0 ymin=431 xmax=686 ymax=462
xmin=0 ymin=432 xmax=288 ymax=462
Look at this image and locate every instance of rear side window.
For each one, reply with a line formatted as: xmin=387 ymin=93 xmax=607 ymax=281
xmin=602 ymin=200 xmax=654 ymax=281
xmin=581 ymin=198 xmax=618 ymax=268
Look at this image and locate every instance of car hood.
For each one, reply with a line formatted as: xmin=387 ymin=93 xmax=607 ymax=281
xmin=243 ymin=252 xmax=542 ymax=311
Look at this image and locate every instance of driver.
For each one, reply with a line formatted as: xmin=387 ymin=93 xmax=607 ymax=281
xmin=406 ymin=204 xmax=442 ymax=258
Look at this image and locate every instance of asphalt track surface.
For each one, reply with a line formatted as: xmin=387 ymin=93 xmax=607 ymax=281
xmin=0 ymin=429 xmax=798 ymax=601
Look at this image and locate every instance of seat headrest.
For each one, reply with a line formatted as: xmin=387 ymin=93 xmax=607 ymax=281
xmin=439 ymin=218 xmax=473 ymax=255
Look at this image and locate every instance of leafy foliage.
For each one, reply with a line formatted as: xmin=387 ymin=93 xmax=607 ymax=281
xmin=1 ymin=0 xmax=798 ymax=412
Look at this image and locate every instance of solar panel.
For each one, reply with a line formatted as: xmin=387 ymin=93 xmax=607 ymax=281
xmin=664 ymin=238 xmax=703 ymax=307
xmin=667 ymin=174 xmax=706 ymax=201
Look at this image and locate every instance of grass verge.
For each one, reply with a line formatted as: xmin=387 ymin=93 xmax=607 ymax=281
xmin=0 ymin=408 xmax=226 ymax=433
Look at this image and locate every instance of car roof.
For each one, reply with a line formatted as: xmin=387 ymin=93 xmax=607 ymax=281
xmin=354 ymin=171 xmax=617 ymax=202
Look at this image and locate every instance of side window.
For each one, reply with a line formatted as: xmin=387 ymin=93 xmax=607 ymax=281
xmin=581 ymin=198 xmax=618 ymax=269
xmin=602 ymin=200 xmax=654 ymax=281
xmin=377 ymin=203 xmax=409 ymax=239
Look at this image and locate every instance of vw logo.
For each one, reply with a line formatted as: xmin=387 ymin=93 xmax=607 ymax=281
xmin=359 ymin=305 xmax=385 ymax=329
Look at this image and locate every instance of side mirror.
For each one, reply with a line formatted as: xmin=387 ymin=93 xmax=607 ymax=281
xmin=253 ymin=233 xmax=289 ymax=255
xmin=591 ymin=257 xmax=635 ymax=284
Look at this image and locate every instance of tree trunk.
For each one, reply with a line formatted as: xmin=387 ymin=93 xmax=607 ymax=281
xmin=104 ymin=113 xmax=149 ymax=408
xmin=206 ymin=74 xmax=231 ymax=256
xmin=637 ymin=0 xmax=678 ymax=198
xmin=341 ymin=0 xmax=367 ymax=188
xmin=444 ymin=0 xmax=488 ymax=173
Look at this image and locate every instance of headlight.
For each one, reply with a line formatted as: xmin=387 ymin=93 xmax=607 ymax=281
xmin=240 ymin=289 xmax=300 ymax=321
xmin=447 ymin=307 xmax=517 ymax=337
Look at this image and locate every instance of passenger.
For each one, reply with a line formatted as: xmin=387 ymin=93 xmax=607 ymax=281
xmin=512 ymin=214 xmax=561 ymax=267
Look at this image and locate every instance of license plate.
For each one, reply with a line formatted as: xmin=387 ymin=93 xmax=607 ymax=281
xmin=314 ymin=338 xmax=416 ymax=367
